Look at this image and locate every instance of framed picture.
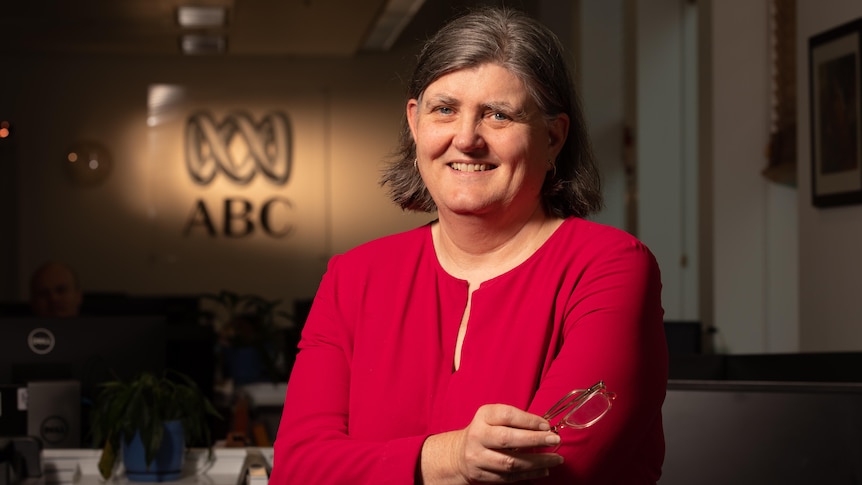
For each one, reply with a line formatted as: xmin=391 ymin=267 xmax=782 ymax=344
xmin=809 ymin=19 xmax=862 ymax=207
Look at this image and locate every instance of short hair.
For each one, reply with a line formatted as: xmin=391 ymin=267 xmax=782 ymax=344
xmin=380 ymin=6 xmax=602 ymax=218
xmin=29 ymin=261 xmax=81 ymax=293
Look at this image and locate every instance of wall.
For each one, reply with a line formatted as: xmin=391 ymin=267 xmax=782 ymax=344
xmin=704 ymin=0 xmax=799 ymax=353
xmin=579 ymin=0 xmax=700 ymax=323
xmin=1 ymin=51 xmax=432 ymax=306
xmin=798 ymin=0 xmax=862 ymax=351
xmin=578 ymin=0 xmax=627 ymax=232
xmin=635 ymin=0 xmax=700 ymax=322
xmin=0 ymin=123 xmax=18 ymax=299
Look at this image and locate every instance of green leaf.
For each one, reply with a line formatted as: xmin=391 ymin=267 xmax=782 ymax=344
xmin=98 ymin=440 xmax=116 ymax=480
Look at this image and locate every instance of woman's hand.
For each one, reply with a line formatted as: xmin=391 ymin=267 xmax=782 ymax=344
xmin=419 ymin=404 xmax=564 ymax=484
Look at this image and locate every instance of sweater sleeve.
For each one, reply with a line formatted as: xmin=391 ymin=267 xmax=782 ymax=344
xmin=269 ymin=255 xmax=429 ymax=485
xmin=530 ymin=236 xmax=667 ymax=484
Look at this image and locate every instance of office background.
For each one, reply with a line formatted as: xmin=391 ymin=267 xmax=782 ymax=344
xmin=1 ymin=0 xmax=861 ymax=356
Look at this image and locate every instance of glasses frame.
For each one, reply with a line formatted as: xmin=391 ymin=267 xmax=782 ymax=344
xmin=543 ymin=380 xmax=616 ymax=433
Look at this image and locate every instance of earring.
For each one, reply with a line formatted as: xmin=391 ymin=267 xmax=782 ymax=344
xmin=414 ymin=158 xmax=419 ymax=171
xmin=547 ymin=159 xmax=557 ymax=179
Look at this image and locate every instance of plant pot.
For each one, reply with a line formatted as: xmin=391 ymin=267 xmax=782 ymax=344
xmin=224 ymin=346 xmax=274 ymax=386
xmin=122 ymin=420 xmax=185 ymax=482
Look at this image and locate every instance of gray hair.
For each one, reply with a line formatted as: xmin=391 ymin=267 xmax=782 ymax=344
xmin=380 ymin=6 xmax=602 ymax=217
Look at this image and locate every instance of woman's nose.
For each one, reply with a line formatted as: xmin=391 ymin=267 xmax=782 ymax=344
xmin=452 ymin=119 xmax=485 ymax=152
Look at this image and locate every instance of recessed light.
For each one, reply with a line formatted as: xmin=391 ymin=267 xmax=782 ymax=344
xmin=177 ymin=6 xmax=227 ymax=28
xmin=180 ymin=34 xmax=227 ymax=55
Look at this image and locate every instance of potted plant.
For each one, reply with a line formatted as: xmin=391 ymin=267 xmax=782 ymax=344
xmin=202 ymin=290 xmax=295 ymax=385
xmin=90 ymin=370 xmax=222 ymax=481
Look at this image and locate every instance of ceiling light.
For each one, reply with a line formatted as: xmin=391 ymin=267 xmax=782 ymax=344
xmin=177 ymin=6 xmax=227 ymax=28
xmin=363 ymin=0 xmax=426 ymax=51
xmin=180 ymin=34 xmax=227 ymax=55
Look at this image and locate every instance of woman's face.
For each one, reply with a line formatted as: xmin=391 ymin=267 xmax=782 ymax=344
xmin=407 ymin=63 xmax=568 ymax=220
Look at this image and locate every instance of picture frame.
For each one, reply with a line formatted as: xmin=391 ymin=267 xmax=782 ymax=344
xmin=809 ymin=19 xmax=862 ymax=208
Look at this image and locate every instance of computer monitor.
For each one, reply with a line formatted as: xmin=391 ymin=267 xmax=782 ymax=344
xmin=0 ymin=315 xmax=168 ymax=447
xmin=0 ymin=315 xmax=168 ymax=391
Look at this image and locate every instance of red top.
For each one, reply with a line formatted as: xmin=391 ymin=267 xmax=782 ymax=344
xmin=271 ymin=217 xmax=667 ymax=484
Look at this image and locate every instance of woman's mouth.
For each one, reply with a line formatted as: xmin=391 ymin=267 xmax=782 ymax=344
xmin=449 ymin=162 xmax=497 ymax=172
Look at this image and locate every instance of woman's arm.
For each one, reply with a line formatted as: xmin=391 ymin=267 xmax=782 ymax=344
xmin=529 ymin=238 xmax=668 ymax=483
xmin=270 ymin=256 xmax=430 ymax=485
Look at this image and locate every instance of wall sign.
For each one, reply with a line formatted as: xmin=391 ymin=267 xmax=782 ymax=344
xmin=185 ymin=111 xmax=292 ymax=186
xmin=183 ymin=111 xmax=295 ymax=238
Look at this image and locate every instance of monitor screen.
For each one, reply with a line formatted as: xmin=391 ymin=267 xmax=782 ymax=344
xmin=0 ymin=315 xmax=168 ymax=396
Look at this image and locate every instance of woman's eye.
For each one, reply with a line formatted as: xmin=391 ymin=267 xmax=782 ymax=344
xmin=435 ymin=106 xmax=453 ymax=115
xmin=491 ymin=112 xmax=509 ymax=121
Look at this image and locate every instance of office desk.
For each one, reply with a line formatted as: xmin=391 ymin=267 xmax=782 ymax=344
xmin=661 ymin=380 xmax=862 ymax=484
xmin=38 ymin=447 xmax=273 ymax=485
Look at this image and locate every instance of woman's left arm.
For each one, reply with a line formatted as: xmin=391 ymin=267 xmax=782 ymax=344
xmin=530 ymin=238 xmax=668 ymax=484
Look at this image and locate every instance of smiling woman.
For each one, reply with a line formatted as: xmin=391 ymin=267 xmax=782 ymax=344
xmin=270 ymin=6 xmax=668 ymax=485
xmin=406 ymin=63 xmax=565 ymax=223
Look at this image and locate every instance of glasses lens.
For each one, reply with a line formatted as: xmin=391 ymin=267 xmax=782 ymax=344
xmin=562 ymin=390 xmax=613 ymax=428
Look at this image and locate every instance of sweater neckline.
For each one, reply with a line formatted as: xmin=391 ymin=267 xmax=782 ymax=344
xmin=425 ymin=217 xmax=576 ymax=289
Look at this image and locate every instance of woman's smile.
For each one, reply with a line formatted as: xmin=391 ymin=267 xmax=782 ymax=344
xmin=448 ymin=161 xmax=497 ymax=172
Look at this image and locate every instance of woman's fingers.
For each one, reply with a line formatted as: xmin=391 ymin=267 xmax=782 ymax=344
xmin=480 ymin=403 xmax=550 ymax=429
xmin=470 ymin=449 xmax=564 ymax=483
xmin=457 ymin=404 xmax=564 ymax=482
xmin=472 ymin=404 xmax=558 ymax=449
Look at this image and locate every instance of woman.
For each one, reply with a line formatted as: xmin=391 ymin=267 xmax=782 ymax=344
xmin=270 ymin=7 xmax=667 ymax=484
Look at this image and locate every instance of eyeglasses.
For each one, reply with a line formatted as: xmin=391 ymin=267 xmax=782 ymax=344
xmin=538 ymin=381 xmax=616 ymax=451
xmin=544 ymin=380 xmax=616 ymax=431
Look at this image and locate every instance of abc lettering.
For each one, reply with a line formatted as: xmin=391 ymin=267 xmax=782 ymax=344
xmin=183 ymin=197 xmax=294 ymax=238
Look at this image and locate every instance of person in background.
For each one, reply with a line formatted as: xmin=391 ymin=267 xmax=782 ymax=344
xmin=270 ymin=6 xmax=667 ymax=484
xmin=29 ymin=261 xmax=83 ymax=318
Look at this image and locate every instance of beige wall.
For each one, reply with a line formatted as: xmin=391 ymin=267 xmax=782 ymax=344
xmin=705 ymin=0 xmax=790 ymax=353
xmin=4 ymin=51 xmax=432 ymax=305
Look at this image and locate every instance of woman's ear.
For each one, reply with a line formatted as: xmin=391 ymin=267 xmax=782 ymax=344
xmin=548 ymin=113 xmax=570 ymax=159
xmin=406 ymin=98 xmax=420 ymax=140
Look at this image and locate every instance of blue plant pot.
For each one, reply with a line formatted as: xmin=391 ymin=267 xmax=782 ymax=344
xmin=122 ymin=420 xmax=185 ymax=482
xmin=224 ymin=346 xmax=271 ymax=386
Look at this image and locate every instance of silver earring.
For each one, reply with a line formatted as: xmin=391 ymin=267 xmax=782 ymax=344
xmin=547 ymin=159 xmax=557 ymax=179
xmin=414 ymin=158 xmax=419 ymax=170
